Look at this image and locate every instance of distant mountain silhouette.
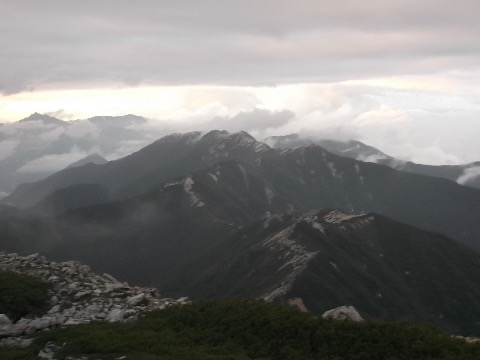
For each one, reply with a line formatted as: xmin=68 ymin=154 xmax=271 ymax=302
xmin=267 ymin=134 xmax=480 ymax=190
xmin=0 ymin=113 xmax=149 ymax=198
xmin=66 ymin=153 xmax=108 ymax=169
xmin=2 ymin=130 xmax=270 ymax=209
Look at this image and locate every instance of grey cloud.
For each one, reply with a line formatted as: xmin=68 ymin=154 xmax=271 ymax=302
xmin=206 ymin=109 xmax=295 ymax=136
xmin=123 ymin=108 xmax=296 ymax=145
xmin=17 ymin=146 xmax=88 ymax=174
xmin=1 ymin=1 xmax=480 ymax=93
xmin=64 ymin=121 xmax=101 ymax=140
xmin=457 ymin=166 xmax=480 ymax=186
xmin=45 ymin=109 xmax=76 ymax=120
xmin=107 ymin=139 xmax=153 ymax=160
xmin=0 ymin=139 xmax=19 ymax=161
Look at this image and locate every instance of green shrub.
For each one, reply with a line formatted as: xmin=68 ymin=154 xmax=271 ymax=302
xmin=0 ymin=346 xmax=41 ymax=360
xmin=0 ymin=271 xmax=50 ymax=321
xmin=25 ymin=300 xmax=480 ymax=360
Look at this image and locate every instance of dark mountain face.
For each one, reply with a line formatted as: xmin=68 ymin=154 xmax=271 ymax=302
xmin=1 ymin=131 xmax=480 ymax=262
xmin=2 ymin=130 xmax=271 ymax=210
xmin=30 ymin=183 xmax=111 ymax=215
xmin=174 ymin=209 xmax=480 ymax=335
xmin=0 ymin=176 xmax=235 ymax=287
xmin=5 ymin=130 xmax=480 ymax=252
xmin=1 ymin=142 xmax=480 ymax=283
xmin=267 ymin=134 xmax=480 ymax=190
xmin=378 ymin=159 xmax=480 ymax=190
xmin=266 ymin=134 xmax=392 ymax=162
xmin=258 ymin=146 xmax=480 ymax=250
xmin=1 ymin=130 xmax=480 ymax=335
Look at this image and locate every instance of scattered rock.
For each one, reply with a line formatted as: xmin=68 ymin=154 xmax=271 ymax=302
xmin=0 ymin=251 xmax=189 ymax=346
xmin=38 ymin=341 xmax=63 ymax=359
xmin=0 ymin=314 xmax=11 ymax=325
xmin=25 ymin=318 xmax=51 ymax=335
xmin=0 ymin=323 xmax=27 ymax=337
xmin=106 ymin=308 xmax=125 ymax=322
xmin=126 ymin=292 xmax=146 ymax=306
xmin=322 ymin=305 xmax=363 ymax=322
xmin=0 ymin=336 xmax=33 ymax=348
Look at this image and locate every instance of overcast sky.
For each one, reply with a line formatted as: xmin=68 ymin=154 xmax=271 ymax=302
xmin=1 ymin=0 xmax=480 ymax=164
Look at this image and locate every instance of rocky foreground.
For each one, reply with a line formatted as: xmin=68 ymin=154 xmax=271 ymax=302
xmin=0 ymin=252 xmax=188 ymax=347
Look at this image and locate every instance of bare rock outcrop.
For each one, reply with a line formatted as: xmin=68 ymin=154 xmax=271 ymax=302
xmin=0 ymin=252 xmax=188 ymax=346
xmin=322 ymin=305 xmax=364 ymax=322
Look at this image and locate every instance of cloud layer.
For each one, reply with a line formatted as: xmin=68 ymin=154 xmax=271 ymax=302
xmin=1 ymin=1 xmax=479 ymax=169
xmin=1 ymin=1 xmax=480 ymax=93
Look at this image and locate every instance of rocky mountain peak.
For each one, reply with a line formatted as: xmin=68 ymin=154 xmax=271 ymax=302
xmin=66 ymin=153 xmax=108 ymax=169
xmin=202 ymin=129 xmax=229 ymax=140
xmin=19 ymin=113 xmax=66 ymax=125
xmin=199 ymin=130 xmax=269 ymax=151
xmin=157 ymin=131 xmax=202 ymax=144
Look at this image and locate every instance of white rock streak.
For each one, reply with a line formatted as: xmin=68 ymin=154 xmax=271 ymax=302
xmin=262 ymin=228 xmax=318 ymax=301
xmin=183 ymin=177 xmax=205 ymax=207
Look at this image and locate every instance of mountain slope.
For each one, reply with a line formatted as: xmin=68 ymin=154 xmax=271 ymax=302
xmin=267 ymin=133 xmax=480 ymax=189
xmin=66 ymin=153 xmax=108 ymax=168
xmin=1 ymin=137 xmax=480 ymax=334
xmin=1 ymin=132 xmax=480 ymax=282
xmin=253 ymin=145 xmax=480 ymax=250
xmin=2 ymin=130 xmax=270 ymax=209
xmin=266 ymin=134 xmax=392 ymax=162
xmin=2 ymin=144 xmax=480 ymax=288
xmin=4 ymin=130 xmax=480 ymax=252
xmin=174 ymin=209 xmax=480 ymax=335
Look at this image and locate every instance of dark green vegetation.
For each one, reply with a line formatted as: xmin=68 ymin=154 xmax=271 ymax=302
xmin=0 ymin=271 xmax=50 ymax=321
xmin=0 ymin=347 xmax=42 ymax=360
xmin=3 ymin=300 xmax=480 ymax=360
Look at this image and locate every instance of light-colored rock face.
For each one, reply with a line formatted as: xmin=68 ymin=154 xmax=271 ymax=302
xmin=261 ymin=227 xmax=318 ymax=302
xmin=322 ymin=306 xmax=364 ymax=322
xmin=0 ymin=252 xmax=188 ymax=345
xmin=0 ymin=314 xmax=11 ymax=326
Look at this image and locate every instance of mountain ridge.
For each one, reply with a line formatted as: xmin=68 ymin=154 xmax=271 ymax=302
xmin=267 ymin=133 xmax=480 ymax=190
xmin=173 ymin=208 xmax=480 ymax=335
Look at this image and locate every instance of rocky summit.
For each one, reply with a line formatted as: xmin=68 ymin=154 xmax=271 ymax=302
xmin=0 ymin=252 xmax=188 ymax=347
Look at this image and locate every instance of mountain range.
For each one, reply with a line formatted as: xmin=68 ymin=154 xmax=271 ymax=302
xmin=267 ymin=133 xmax=480 ymax=190
xmin=1 ymin=123 xmax=480 ymax=335
xmin=1 ymin=113 xmax=479 ymax=202
xmin=3 ymin=130 xmax=480 ymax=250
xmin=0 ymin=112 xmax=149 ymax=198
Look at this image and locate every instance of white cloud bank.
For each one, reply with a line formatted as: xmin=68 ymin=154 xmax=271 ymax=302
xmin=17 ymin=146 xmax=89 ymax=174
xmin=457 ymin=166 xmax=480 ymax=185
